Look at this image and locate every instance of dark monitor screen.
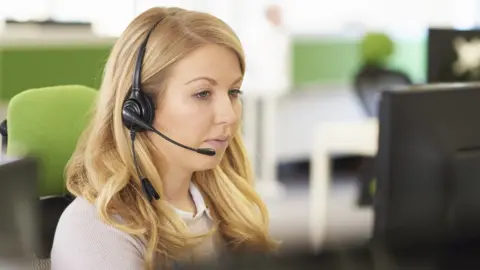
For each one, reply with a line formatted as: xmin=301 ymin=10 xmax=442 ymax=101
xmin=428 ymin=28 xmax=480 ymax=83
xmin=374 ymin=83 xmax=480 ymax=249
xmin=182 ymin=245 xmax=480 ymax=270
xmin=0 ymin=157 xmax=39 ymax=262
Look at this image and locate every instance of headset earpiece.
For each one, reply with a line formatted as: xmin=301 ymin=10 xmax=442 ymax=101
xmin=122 ymin=19 xmax=167 ymax=203
xmin=122 ymin=89 xmax=155 ymax=132
xmin=122 ymin=17 xmax=160 ymax=133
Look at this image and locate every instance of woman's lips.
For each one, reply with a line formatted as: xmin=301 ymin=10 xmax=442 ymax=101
xmin=205 ymin=139 xmax=228 ymax=149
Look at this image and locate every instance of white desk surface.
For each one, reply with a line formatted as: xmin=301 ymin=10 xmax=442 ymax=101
xmin=309 ymin=119 xmax=378 ymax=252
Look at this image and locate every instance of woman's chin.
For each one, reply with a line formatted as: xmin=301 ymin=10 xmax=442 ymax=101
xmin=193 ymin=152 xmax=225 ymax=171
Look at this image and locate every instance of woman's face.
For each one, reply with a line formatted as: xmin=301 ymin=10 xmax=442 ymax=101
xmin=149 ymin=44 xmax=243 ymax=172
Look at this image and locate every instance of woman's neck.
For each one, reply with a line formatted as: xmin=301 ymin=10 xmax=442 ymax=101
xmin=159 ymin=166 xmax=196 ymax=214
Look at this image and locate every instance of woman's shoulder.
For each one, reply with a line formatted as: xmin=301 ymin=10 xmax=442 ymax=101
xmin=57 ymin=196 xmax=101 ymax=224
xmin=51 ymin=197 xmax=147 ymax=269
xmin=53 ymin=197 xmax=145 ymax=245
xmin=54 ymin=197 xmax=121 ymax=234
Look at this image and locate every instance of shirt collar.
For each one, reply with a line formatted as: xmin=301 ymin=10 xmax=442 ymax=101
xmin=173 ymin=182 xmax=213 ymax=220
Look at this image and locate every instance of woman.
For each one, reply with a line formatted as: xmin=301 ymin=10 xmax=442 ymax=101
xmin=51 ymin=6 xmax=278 ymax=270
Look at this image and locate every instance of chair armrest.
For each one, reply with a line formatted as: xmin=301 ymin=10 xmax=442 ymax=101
xmin=35 ymin=196 xmax=73 ymax=259
xmin=0 ymin=120 xmax=7 ymax=153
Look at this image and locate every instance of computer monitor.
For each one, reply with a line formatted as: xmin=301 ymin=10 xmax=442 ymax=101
xmin=374 ymin=83 xmax=480 ymax=249
xmin=428 ymin=28 xmax=480 ymax=83
xmin=0 ymin=157 xmax=39 ymax=263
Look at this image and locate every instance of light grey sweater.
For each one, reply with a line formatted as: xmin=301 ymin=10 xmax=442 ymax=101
xmin=50 ymin=184 xmax=218 ymax=270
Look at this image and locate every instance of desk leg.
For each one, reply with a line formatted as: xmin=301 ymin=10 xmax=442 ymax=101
xmin=255 ymin=96 xmax=285 ymax=199
xmin=242 ymin=96 xmax=258 ymax=176
xmin=310 ymin=143 xmax=330 ymax=253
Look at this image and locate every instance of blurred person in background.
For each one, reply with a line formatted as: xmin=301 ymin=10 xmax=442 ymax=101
xmin=241 ymin=3 xmax=292 ymax=198
xmin=242 ymin=4 xmax=291 ymax=94
xmin=50 ymin=7 xmax=278 ymax=270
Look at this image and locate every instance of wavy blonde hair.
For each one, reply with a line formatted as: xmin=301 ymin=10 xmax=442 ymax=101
xmin=66 ymin=6 xmax=278 ymax=269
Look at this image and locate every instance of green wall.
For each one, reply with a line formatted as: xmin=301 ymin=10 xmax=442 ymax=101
xmin=0 ymin=37 xmax=427 ymax=102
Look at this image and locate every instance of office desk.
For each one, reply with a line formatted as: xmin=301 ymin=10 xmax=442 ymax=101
xmin=243 ymin=94 xmax=286 ymax=199
xmin=309 ymin=119 xmax=378 ymax=252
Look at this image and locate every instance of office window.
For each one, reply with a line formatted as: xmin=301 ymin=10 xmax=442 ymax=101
xmin=49 ymin=0 xmax=95 ymax=22
xmin=90 ymin=0 xmax=136 ymax=37
xmin=90 ymin=0 xmax=197 ymax=37
xmin=2 ymin=0 xmax=478 ymax=37
xmin=281 ymin=0 xmax=480 ymax=36
xmin=135 ymin=0 xmax=234 ymax=24
xmin=1 ymin=0 xmax=50 ymax=21
xmin=194 ymin=0 xmax=235 ymax=28
xmin=282 ymin=0 xmax=355 ymax=34
xmin=135 ymin=0 xmax=195 ymax=13
xmin=451 ymin=0 xmax=479 ymax=29
xmin=282 ymin=0 xmax=424 ymax=35
xmin=91 ymin=0 xmax=235 ymax=37
xmin=0 ymin=0 xmax=95 ymax=22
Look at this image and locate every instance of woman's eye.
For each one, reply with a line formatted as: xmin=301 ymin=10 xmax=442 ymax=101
xmin=195 ymin=91 xmax=211 ymax=99
xmin=229 ymin=89 xmax=243 ymax=98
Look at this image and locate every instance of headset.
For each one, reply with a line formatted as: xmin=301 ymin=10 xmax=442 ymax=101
xmin=121 ymin=18 xmax=216 ymax=202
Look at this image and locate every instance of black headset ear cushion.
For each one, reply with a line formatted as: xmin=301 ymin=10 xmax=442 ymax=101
xmin=122 ymin=98 xmax=141 ymax=129
xmin=122 ymin=90 xmax=156 ymax=131
xmin=141 ymin=93 xmax=155 ymax=125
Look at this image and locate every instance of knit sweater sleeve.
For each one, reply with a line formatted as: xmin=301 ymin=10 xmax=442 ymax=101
xmin=50 ymin=198 xmax=147 ymax=270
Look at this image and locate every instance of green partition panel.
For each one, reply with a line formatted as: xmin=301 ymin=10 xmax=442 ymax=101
xmin=0 ymin=44 xmax=111 ymax=101
xmin=292 ymin=39 xmax=361 ymax=85
xmin=292 ymin=37 xmax=427 ymax=86
xmin=0 ymin=37 xmax=427 ymax=102
xmin=387 ymin=39 xmax=427 ymax=83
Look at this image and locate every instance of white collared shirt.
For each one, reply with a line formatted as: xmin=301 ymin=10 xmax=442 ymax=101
xmin=172 ymin=183 xmax=213 ymax=220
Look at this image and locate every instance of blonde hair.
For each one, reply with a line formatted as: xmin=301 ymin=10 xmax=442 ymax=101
xmin=66 ymin=7 xmax=278 ymax=269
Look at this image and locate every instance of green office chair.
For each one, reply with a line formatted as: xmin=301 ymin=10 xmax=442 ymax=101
xmin=4 ymin=85 xmax=97 ymax=261
xmin=5 ymin=85 xmax=97 ymax=196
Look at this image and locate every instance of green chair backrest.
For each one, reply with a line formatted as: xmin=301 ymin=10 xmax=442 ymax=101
xmin=6 ymin=85 xmax=97 ymax=197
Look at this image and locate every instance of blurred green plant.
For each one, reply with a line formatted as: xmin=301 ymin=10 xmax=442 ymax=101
xmin=360 ymin=32 xmax=395 ymax=66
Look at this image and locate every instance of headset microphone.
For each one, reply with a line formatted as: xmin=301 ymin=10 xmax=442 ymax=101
xmin=196 ymin=148 xmax=217 ymax=156
xmin=122 ymin=107 xmax=216 ymax=156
